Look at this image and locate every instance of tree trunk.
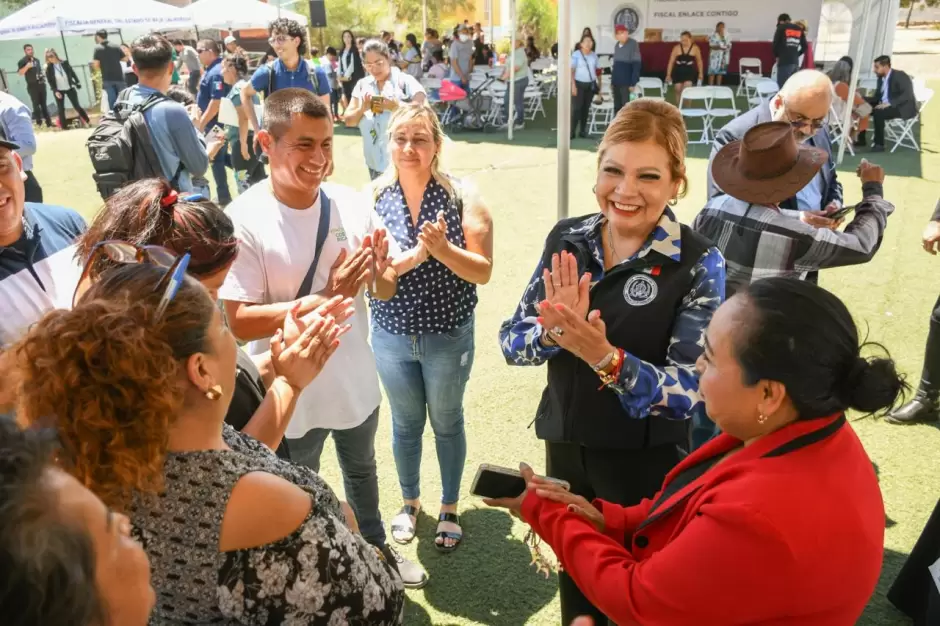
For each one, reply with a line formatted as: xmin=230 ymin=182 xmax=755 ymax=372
xmin=906 ymin=1 xmax=916 ymax=28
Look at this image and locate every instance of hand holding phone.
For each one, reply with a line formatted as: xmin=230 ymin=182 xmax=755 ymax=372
xmin=471 ymin=464 xmax=569 ymax=499
xmin=370 ymin=95 xmax=386 ymax=114
xmin=828 ymin=204 xmax=855 ymax=221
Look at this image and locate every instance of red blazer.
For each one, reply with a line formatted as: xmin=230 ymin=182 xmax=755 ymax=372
xmin=521 ymin=414 xmax=885 ymax=625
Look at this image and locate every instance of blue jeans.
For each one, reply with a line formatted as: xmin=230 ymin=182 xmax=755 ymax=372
xmin=102 ymin=80 xmax=124 ymax=108
xmin=288 ymin=408 xmax=386 ymax=547
xmin=372 ymin=317 xmax=475 ymax=505
xmin=211 ymin=139 xmax=232 ymax=206
xmin=502 ymin=76 xmax=529 ymax=125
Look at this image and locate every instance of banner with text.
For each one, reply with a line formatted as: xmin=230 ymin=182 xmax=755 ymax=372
xmin=612 ymin=0 xmax=824 ymax=42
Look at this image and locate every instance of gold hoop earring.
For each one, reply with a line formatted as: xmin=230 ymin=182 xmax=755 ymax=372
xmin=757 ymin=413 xmax=768 ymax=425
xmin=205 ymin=385 xmax=223 ymax=401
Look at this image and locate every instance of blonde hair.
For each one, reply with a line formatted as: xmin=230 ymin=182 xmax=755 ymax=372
xmin=598 ymin=99 xmax=689 ymax=198
xmin=372 ymin=102 xmax=456 ymax=198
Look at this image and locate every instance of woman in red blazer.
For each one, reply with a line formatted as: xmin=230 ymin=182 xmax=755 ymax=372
xmin=488 ymin=278 xmax=904 ymax=625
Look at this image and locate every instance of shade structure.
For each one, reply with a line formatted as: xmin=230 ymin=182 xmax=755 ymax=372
xmin=0 ymin=0 xmax=193 ymax=40
xmin=188 ymin=0 xmax=308 ymax=31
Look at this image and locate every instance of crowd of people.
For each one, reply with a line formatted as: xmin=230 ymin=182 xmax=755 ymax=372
xmin=0 ymin=12 xmax=937 ymax=626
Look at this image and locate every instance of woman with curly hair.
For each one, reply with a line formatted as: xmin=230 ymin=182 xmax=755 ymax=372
xmin=9 ymin=262 xmax=406 ymax=624
xmin=0 ymin=418 xmax=154 ymax=626
xmin=73 ymin=178 xmax=355 ymax=459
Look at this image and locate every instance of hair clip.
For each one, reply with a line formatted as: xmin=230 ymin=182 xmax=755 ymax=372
xmin=180 ymin=193 xmax=207 ymax=202
xmin=160 ymin=189 xmax=179 ymax=209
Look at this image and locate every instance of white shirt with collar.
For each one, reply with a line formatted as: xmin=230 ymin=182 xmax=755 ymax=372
xmin=881 ymin=69 xmax=892 ymax=105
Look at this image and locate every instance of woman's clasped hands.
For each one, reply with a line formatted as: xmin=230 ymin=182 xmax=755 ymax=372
xmin=539 ymin=251 xmax=614 ymax=366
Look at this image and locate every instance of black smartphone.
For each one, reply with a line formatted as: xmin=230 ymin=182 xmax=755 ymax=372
xmin=829 ymin=204 xmax=856 ymax=221
xmin=470 ymin=464 xmax=570 ymax=499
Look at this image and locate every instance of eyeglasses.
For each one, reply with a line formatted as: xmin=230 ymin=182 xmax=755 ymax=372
xmin=196 ymin=48 xmax=207 ymax=53
xmin=364 ymin=58 xmax=389 ymax=69
xmin=72 ymin=241 xmax=191 ymax=319
xmin=268 ymin=34 xmax=292 ymax=45
xmin=782 ymin=101 xmax=827 ymax=131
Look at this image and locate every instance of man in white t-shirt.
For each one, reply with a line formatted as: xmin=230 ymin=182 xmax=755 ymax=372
xmin=219 ymin=88 xmax=428 ymax=588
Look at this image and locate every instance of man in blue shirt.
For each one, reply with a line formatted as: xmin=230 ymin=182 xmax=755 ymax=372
xmin=240 ymin=17 xmax=331 ymax=140
xmin=0 ymin=91 xmax=42 ymax=203
xmin=0 ymin=134 xmax=86 ymax=348
xmin=124 ymin=35 xmax=210 ymax=194
xmin=196 ymin=39 xmax=232 ymax=206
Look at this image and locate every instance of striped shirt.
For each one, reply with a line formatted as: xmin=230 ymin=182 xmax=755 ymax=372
xmin=0 ymin=203 xmax=86 ymax=347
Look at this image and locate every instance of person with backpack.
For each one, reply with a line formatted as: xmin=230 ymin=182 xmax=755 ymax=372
xmin=240 ymin=18 xmax=331 ymax=144
xmin=195 ymin=40 xmax=233 ymax=207
xmin=87 ymin=34 xmax=209 ymax=200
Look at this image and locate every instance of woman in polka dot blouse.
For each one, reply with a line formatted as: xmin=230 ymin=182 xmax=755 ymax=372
xmin=368 ymin=103 xmax=494 ymax=553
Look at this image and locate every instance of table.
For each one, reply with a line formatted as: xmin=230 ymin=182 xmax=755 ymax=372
xmin=633 ymin=41 xmax=815 ymax=82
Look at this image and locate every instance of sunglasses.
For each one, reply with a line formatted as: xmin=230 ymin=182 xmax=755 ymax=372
xmin=73 ymin=241 xmax=191 ymax=319
xmin=782 ymin=103 xmax=827 ymax=131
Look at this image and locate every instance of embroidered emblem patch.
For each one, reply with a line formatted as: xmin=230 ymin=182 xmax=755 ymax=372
xmin=623 ymin=274 xmax=658 ymax=306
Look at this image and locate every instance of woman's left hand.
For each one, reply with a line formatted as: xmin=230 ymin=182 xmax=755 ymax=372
xmin=417 ymin=211 xmax=451 ymax=257
xmin=529 ymin=476 xmax=605 ymax=531
xmin=538 ymin=301 xmax=614 ymax=367
xmin=383 ymin=97 xmax=399 ymax=112
xmin=483 ymin=462 xmax=537 ymax=517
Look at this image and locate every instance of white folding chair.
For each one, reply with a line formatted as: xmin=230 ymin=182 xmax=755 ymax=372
xmin=748 ymin=79 xmax=779 ymax=109
xmin=636 ymin=76 xmax=665 ymax=100
xmin=857 ymin=76 xmax=878 ymax=98
xmin=706 ymin=86 xmax=738 ymax=136
xmin=737 ymin=57 xmax=762 ymax=97
xmin=885 ymin=87 xmax=932 ymax=153
xmin=588 ymin=99 xmax=614 ymax=135
xmin=598 ymin=55 xmax=612 ymax=71
xmin=678 ymin=87 xmax=712 ymax=144
xmin=828 ymin=102 xmax=855 ymax=157
xmin=524 ymin=84 xmax=545 ymax=119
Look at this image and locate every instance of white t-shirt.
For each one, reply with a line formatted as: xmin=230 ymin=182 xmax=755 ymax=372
xmin=218 ymin=181 xmax=400 ymax=436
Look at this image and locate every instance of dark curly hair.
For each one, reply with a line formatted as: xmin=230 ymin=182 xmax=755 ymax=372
xmin=76 ymin=178 xmax=238 ymax=279
xmin=0 ymin=419 xmax=103 ymax=625
xmin=269 ymin=17 xmax=307 ymax=57
xmin=11 ymin=264 xmax=216 ymax=509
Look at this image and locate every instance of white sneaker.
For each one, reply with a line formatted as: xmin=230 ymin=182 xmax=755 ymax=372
xmin=514 ymin=122 xmax=525 ymax=130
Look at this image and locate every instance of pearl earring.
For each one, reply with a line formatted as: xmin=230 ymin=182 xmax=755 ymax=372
xmin=757 ymin=413 xmax=768 ymax=425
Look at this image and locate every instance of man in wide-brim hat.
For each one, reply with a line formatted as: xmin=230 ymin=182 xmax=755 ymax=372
xmin=692 ymin=121 xmax=895 ymax=297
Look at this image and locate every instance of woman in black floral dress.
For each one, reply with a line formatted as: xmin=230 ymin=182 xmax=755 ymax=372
xmin=10 ymin=262 xmax=405 ymax=625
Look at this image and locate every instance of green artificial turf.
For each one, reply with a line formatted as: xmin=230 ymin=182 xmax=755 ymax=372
xmin=37 ymin=85 xmax=938 ymax=625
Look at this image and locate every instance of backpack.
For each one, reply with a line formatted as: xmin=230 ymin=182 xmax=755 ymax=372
xmin=85 ymin=90 xmax=177 ymax=200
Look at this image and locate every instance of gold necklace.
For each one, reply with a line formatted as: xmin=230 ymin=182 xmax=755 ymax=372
xmin=606 ymin=219 xmax=623 ymax=265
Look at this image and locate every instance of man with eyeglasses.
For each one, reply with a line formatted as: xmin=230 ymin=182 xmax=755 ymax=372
xmin=707 ymin=70 xmax=845 ymax=235
xmin=0 ymin=134 xmax=85 ymax=348
xmin=240 ymin=17 xmax=331 ymax=146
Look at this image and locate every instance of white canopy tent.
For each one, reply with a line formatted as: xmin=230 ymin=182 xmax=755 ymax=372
xmin=0 ymin=0 xmax=192 ymax=41
xmin=187 ymin=0 xmax=308 ymax=31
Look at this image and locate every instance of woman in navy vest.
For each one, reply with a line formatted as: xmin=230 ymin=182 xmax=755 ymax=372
xmin=499 ymin=98 xmax=725 ymax=625
xmin=368 ymin=103 xmax=494 ymax=553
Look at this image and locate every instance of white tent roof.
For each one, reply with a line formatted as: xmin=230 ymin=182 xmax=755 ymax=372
xmin=188 ymin=0 xmax=308 ymax=30
xmin=0 ymin=0 xmax=193 ymax=40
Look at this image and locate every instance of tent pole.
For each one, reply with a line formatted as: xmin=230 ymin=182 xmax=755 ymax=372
xmin=489 ymin=0 xmax=494 ymax=46
xmin=837 ymin=0 xmax=875 ymax=164
xmin=60 ymin=30 xmax=70 ymax=62
xmin=556 ymin=0 xmax=571 ymax=220
xmin=195 ymin=26 xmax=201 ymax=41
xmin=508 ymin=0 xmax=516 ymax=140
xmin=118 ymin=28 xmax=124 ymax=44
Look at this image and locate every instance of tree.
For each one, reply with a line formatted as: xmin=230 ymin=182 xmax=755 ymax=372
xmin=288 ymin=0 xmax=384 ymax=51
xmin=901 ymin=0 xmax=940 ymax=28
xmin=388 ymin=0 xmax=475 ymax=33
xmin=517 ymin=0 xmax=556 ymax=52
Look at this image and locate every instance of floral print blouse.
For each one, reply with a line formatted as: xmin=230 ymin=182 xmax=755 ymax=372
xmin=130 ymin=424 xmax=404 ymax=625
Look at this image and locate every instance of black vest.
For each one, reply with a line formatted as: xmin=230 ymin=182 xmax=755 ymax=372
xmin=533 ymin=216 xmax=712 ymax=451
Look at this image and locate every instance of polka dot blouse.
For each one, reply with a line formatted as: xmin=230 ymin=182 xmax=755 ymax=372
xmin=370 ymin=179 xmax=478 ymax=335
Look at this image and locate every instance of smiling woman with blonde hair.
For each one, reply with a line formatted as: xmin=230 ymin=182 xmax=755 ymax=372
xmin=368 ymin=102 xmax=493 ymax=553
xmin=498 ymin=98 xmax=726 ymax=624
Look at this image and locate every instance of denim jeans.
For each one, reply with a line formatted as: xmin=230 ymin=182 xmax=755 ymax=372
xmin=210 ymin=138 xmax=232 ymax=206
xmin=288 ymin=408 xmax=386 ymax=547
xmin=372 ymin=317 xmax=475 ymax=505
xmin=502 ymin=76 xmax=529 ymax=125
xmin=102 ymin=80 xmax=124 ymax=109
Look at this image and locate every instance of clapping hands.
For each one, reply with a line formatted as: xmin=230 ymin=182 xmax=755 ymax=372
xmin=271 ymin=298 xmax=353 ymax=391
xmin=417 ymin=211 xmax=451 ymax=257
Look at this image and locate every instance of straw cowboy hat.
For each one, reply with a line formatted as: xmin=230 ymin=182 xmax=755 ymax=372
xmin=711 ymin=121 xmax=828 ymax=205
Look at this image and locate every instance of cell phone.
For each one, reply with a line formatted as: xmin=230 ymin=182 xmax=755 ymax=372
xmin=829 ymin=204 xmax=856 ymax=221
xmin=470 ymin=464 xmax=570 ymax=500
xmin=370 ymin=95 xmax=386 ymax=113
